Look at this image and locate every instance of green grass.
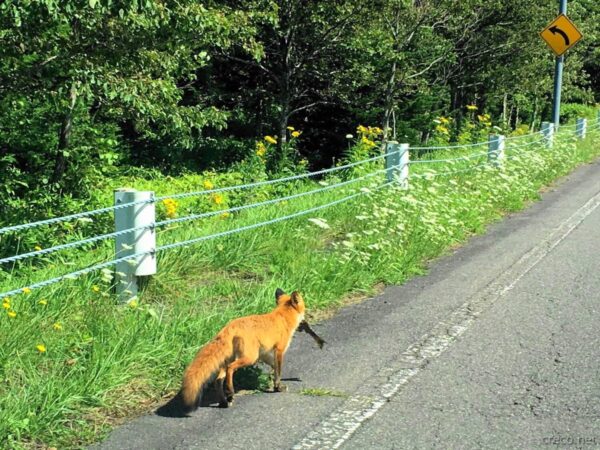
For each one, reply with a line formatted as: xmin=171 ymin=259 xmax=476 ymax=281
xmin=0 ymin=126 xmax=599 ymax=448
xmin=299 ymin=388 xmax=348 ymax=398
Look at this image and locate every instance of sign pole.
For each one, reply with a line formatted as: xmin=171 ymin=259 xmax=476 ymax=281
xmin=551 ymin=0 xmax=568 ymax=128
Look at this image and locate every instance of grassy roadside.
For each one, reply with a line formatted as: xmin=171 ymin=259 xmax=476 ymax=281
xmin=1 ymin=127 xmax=599 ymax=448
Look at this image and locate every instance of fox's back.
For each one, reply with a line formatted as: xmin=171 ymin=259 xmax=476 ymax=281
xmin=218 ymin=308 xmax=298 ymax=349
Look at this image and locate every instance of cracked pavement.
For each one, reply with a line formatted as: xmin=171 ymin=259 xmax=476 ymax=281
xmin=95 ymin=159 xmax=600 ymax=450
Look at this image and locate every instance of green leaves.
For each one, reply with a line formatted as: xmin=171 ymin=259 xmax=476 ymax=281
xmin=0 ymin=0 xmax=260 ymax=207
xmin=0 ymin=0 xmax=598 ymax=236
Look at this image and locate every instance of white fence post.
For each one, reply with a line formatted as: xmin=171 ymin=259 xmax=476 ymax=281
xmin=385 ymin=141 xmax=400 ymax=184
xmin=385 ymin=142 xmax=409 ymax=188
xmin=541 ymin=122 xmax=554 ymax=148
xmin=488 ymin=134 xmax=505 ymax=167
xmin=576 ymin=118 xmax=587 ymax=139
xmin=114 ymin=189 xmax=156 ymax=302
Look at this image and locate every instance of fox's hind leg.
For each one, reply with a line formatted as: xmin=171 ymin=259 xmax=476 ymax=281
xmin=213 ymin=369 xmax=228 ymax=408
xmin=225 ymin=356 xmax=257 ymax=405
xmin=224 ymin=337 xmax=258 ymax=405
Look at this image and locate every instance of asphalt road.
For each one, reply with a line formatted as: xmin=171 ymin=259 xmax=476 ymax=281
xmin=95 ymin=158 xmax=600 ymax=450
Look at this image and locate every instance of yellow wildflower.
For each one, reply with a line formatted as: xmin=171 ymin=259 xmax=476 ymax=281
xmin=357 ymin=125 xmax=368 ymax=134
xmin=220 ymin=212 xmax=231 ymax=219
xmin=369 ymin=126 xmax=383 ymax=135
xmin=91 ymin=285 xmax=100 ymax=293
xmin=129 ymin=299 xmax=139 ymax=309
xmin=466 ymin=104 xmax=478 ymax=111
xmin=162 ymin=198 xmax=178 ymax=219
xmin=38 ymin=299 xmax=48 ymax=306
xmin=7 ymin=310 xmax=16 ymax=318
xmin=287 ymin=126 xmax=295 ymax=131
xmin=203 ymin=180 xmax=214 ymax=190
xmin=212 ymin=194 xmax=224 ymax=205
xmin=435 ymin=125 xmax=449 ymax=134
xmin=439 ymin=117 xmax=450 ymax=125
xmin=36 ymin=344 xmax=47 ymax=353
xmin=53 ymin=322 xmax=63 ymax=331
xmin=34 ymin=245 xmax=42 ymax=252
xmin=22 ymin=287 xmax=31 ymax=295
xmin=291 ymin=131 xmax=301 ymax=138
xmin=256 ymin=142 xmax=267 ymax=157
xmin=2 ymin=298 xmax=10 ymax=309
xmin=264 ymin=135 xmax=277 ymax=145
xmin=361 ymin=136 xmax=376 ymax=147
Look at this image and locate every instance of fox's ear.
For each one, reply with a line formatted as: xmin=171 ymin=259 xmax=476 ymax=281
xmin=290 ymin=291 xmax=300 ymax=304
xmin=275 ymin=288 xmax=286 ymax=301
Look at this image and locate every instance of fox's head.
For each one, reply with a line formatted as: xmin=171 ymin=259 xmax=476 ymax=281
xmin=275 ymin=288 xmax=306 ymax=315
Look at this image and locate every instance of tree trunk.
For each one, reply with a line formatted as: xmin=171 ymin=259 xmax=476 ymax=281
xmin=502 ymin=93 xmax=508 ymax=128
xmin=51 ymin=84 xmax=78 ymax=185
xmin=382 ymin=59 xmax=397 ymax=144
xmin=451 ymin=80 xmax=464 ymax=136
xmin=275 ymin=0 xmax=293 ymax=166
xmin=276 ymin=81 xmax=291 ymax=157
xmin=530 ymin=97 xmax=538 ymax=131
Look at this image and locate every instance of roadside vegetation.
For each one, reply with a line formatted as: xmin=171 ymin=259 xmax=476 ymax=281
xmin=1 ymin=116 xmax=599 ymax=448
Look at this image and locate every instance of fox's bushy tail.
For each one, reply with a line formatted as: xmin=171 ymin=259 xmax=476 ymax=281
xmin=180 ymin=335 xmax=232 ymax=412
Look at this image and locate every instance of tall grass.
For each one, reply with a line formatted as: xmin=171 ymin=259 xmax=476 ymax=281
xmin=0 ymin=126 xmax=599 ymax=449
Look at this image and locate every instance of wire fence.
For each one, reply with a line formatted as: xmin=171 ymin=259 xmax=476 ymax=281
xmin=1 ymin=115 xmax=598 ymax=300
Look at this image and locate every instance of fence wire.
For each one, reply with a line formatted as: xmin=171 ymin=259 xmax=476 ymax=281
xmin=1 ymin=115 xmax=598 ymax=298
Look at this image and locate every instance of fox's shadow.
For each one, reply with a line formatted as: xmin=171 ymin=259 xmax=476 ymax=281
xmin=156 ymin=366 xmax=274 ymax=418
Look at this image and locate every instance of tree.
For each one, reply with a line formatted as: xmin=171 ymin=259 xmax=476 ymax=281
xmin=214 ymin=0 xmax=368 ymax=167
xmin=0 ymin=0 xmax=259 ymax=199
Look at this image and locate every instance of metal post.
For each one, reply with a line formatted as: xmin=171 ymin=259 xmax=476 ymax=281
xmin=488 ymin=135 xmax=505 ymax=167
xmin=575 ymin=118 xmax=587 ymax=139
xmin=541 ymin=121 xmax=554 ymax=148
xmin=114 ymin=189 xmax=156 ymax=302
xmin=551 ymin=0 xmax=568 ymax=128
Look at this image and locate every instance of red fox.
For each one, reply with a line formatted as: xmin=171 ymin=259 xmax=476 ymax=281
xmin=179 ymin=289 xmax=306 ymax=412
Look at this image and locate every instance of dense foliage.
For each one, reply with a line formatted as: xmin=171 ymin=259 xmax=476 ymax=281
xmin=1 ymin=0 xmax=599 ymax=224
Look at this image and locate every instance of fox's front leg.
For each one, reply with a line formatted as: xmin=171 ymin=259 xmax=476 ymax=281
xmin=273 ymin=348 xmax=287 ymax=392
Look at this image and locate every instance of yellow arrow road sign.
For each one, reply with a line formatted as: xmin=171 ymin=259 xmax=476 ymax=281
xmin=540 ymin=14 xmax=583 ymax=57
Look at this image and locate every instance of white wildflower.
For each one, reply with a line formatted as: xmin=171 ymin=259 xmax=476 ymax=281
xmin=308 ymin=218 xmax=330 ymax=229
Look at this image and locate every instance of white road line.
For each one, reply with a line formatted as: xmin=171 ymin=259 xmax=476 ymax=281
xmin=292 ymin=189 xmax=600 ymax=450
